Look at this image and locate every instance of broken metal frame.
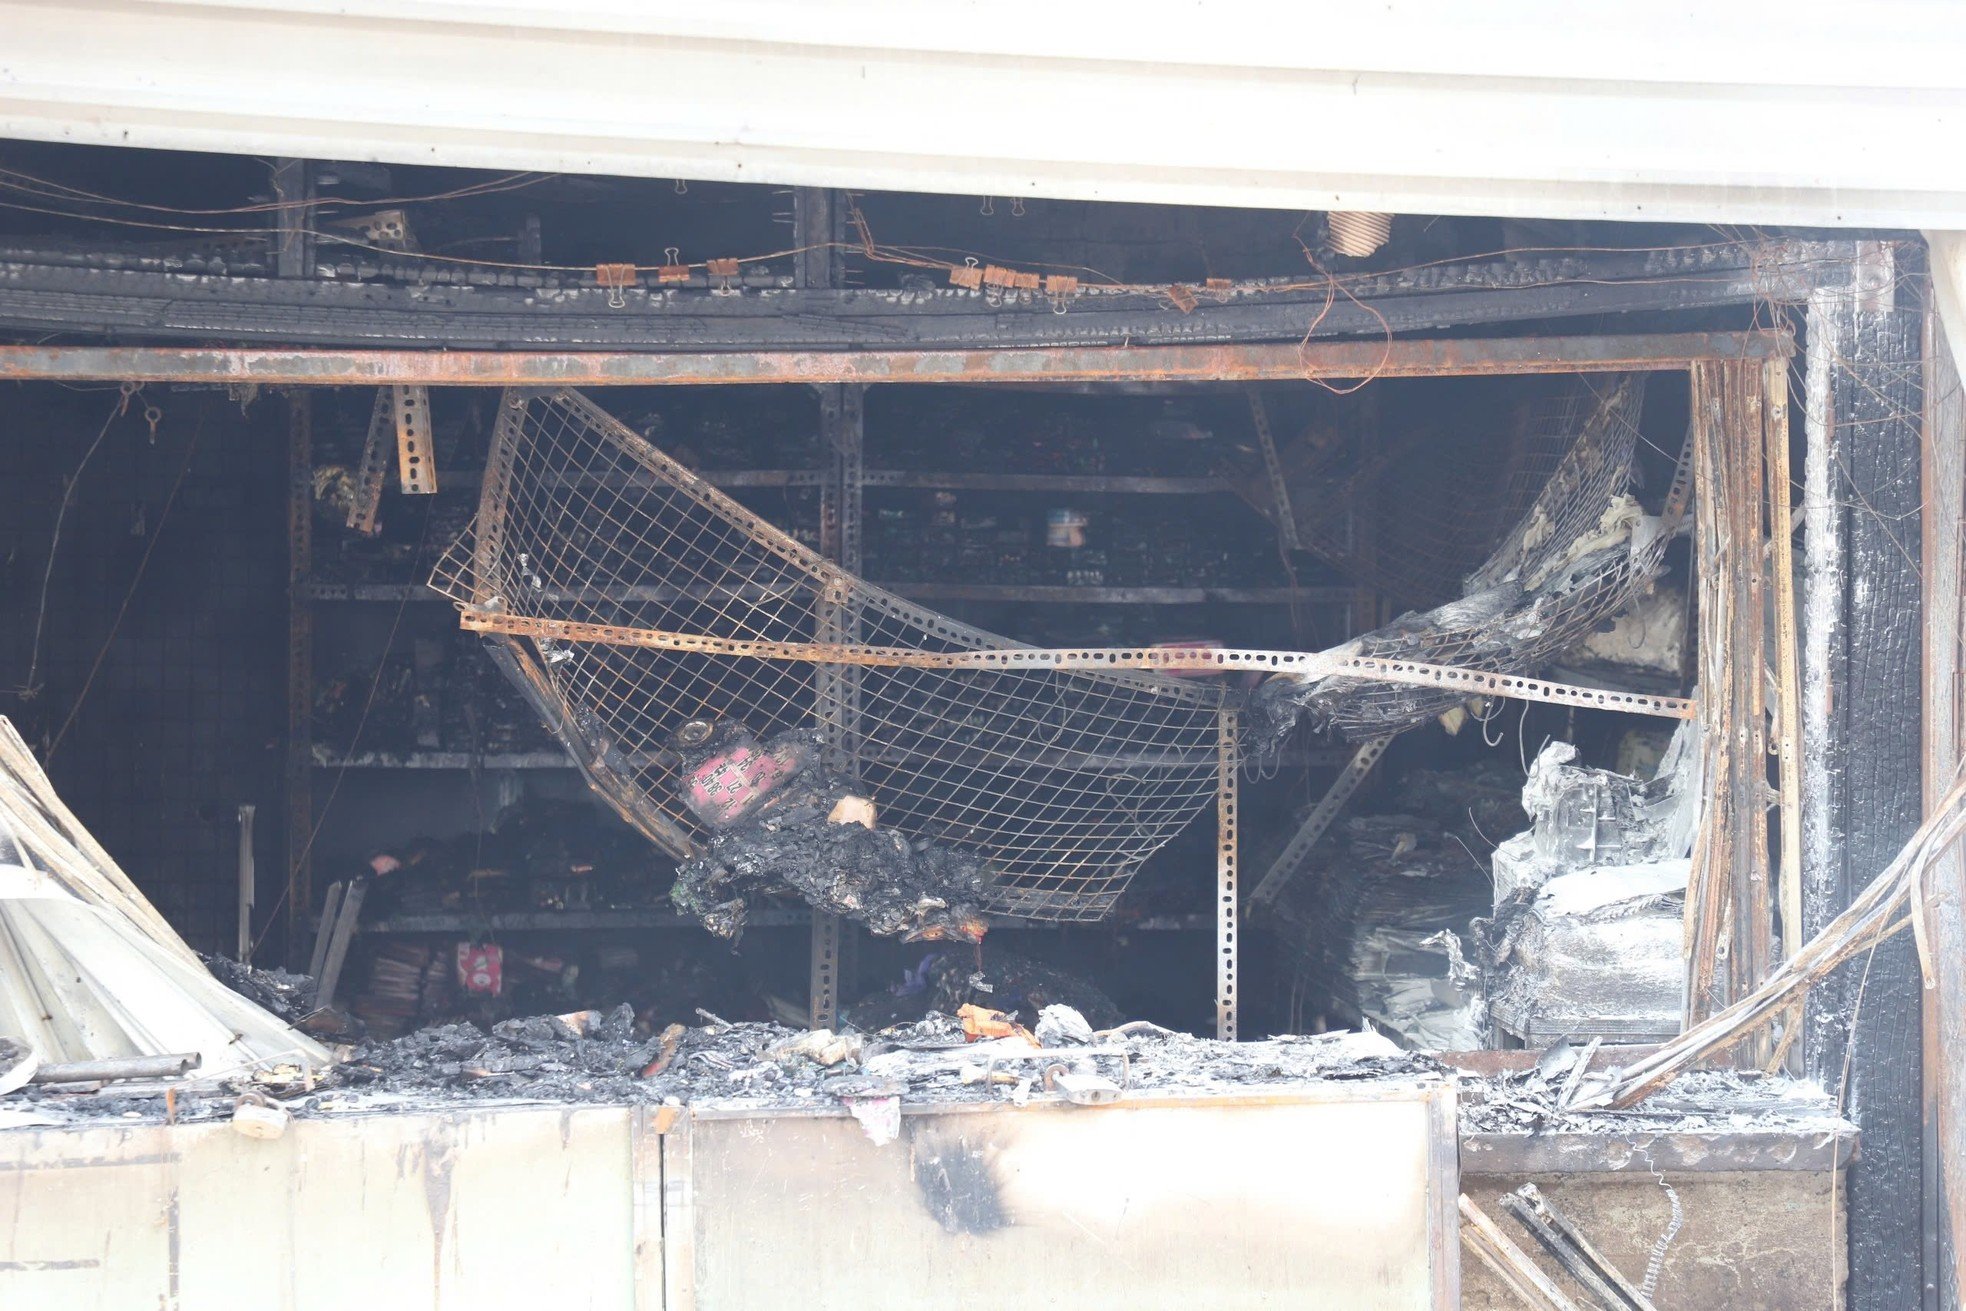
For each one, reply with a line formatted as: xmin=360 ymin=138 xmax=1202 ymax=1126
xmin=1247 ymin=391 xmax=1302 ymax=551
xmin=1923 ymin=309 xmax=1966 ymax=1311
xmin=2 ymin=327 xmax=1793 ymax=1044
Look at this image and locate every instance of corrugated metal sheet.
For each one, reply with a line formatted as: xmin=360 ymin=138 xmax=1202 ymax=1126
xmin=0 ymin=717 xmax=328 ymax=1072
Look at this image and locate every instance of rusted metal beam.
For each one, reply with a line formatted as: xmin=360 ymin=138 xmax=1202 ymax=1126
xmin=451 ymin=614 xmax=1699 ymax=720
xmin=1217 ymin=708 xmax=1240 ymax=1043
xmin=0 ymin=332 xmax=1790 ymax=388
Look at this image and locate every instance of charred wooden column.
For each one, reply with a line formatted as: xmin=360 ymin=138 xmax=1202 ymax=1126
xmin=1922 ymin=311 xmax=1965 ymax=1311
xmin=1684 ymin=359 xmax=1773 ymax=1044
xmin=1802 ymin=286 xmax=1926 ymax=1310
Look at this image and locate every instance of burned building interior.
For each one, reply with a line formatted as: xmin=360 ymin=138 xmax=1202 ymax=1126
xmin=0 ymin=136 xmax=1953 ymax=1311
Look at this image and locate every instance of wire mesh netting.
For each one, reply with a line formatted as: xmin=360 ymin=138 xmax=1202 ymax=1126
xmin=432 ymin=389 xmax=1229 ymax=923
xmin=1251 ymin=373 xmax=1674 ymax=743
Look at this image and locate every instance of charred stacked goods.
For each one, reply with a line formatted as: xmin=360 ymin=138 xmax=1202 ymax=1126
xmin=863 ymin=495 xmax=1288 ymax=589
xmin=1250 ymin=374 xmax=1676 ymax=748
xmin=346 ymin=933 xmax=760 ymax=1039
xmin=1479 ymin=727 xmax=1697 ymax=1046
xmin=842 ymin=949 xmax=1123 ymax=1033
xmin=1267 ymin=761 xmax=1522 ymax=1049
xmin=668 ymin=719 xmax=990 ymax=941
xmin=312 ymin=635 xmax=562 ymax=760
xmin=346 ymin=799 xmax=674 ymax=920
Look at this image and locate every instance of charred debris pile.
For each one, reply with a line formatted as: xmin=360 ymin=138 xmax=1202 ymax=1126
xmin=331 ymin=1006 xmax=1435 ymax=1111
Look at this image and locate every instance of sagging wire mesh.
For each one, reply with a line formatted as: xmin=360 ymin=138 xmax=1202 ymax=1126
xmin=432 ymin=389 xmax=1228 ymax=925
xmin=1250 ymin=373 xmax=1673 ymax=744
xmin=1258 ymin=381 xmax=1604 ymax=614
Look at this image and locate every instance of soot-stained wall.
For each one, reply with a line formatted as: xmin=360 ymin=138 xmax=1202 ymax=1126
xmin=0 ymin=383 xmax=287 ymax=953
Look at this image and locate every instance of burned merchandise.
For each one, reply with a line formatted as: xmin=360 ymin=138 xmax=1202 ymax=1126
xmin=343 ymin=799 xmax=672 ymax=921
xmin=1267 ymin=760 xmax=1516 ymax=1049
xmin=843 ymin=948 xmax=1123 ymax=1032
xmin=669 ymin=720 xmax=991 ymax=940
xmin=1480 ymin=728 xmax=1698 ymax=1045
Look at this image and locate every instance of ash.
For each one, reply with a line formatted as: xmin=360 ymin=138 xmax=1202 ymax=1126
xmin=324 ymin=1007 xmax=1439 ymax=1110
xmin=203 ymin=955 xmax=317 ymax=1021
xmin=1461 ymin=1066 xmax=1846 ymax=1136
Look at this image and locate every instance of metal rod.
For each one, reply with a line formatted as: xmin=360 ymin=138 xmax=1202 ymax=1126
xmin=1247 ymin=391 xmax=1301 ymax=550
xmin=1217 ymin=708 xmax=1239 ymax=1043
xmin=285 ymin=394 xmax=314 ymax=963
xmin=0 ymin=331 xmax=1792 ymax=387
xmin=29 ymin=1053 xmax=200 ymax=1084
xmin=236 ymin=803 xmax=256 ymax=964
xmin=803 ymin=186 xmax=855 ymax=1032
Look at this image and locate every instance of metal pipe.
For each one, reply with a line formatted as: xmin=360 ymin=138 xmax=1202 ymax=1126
xmin=29 ymin=1053 xmax=200 ymax=1084
xmin=0 ymin=332 xmax=1790 ymax=387
xmin=236 ymin=803 xmax=256 ymax=964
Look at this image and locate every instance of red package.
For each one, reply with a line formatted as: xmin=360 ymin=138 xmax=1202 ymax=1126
xmin=456 ymin=942 xmax=503 ymax=995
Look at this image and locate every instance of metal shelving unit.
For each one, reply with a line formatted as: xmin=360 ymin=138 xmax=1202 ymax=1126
xmin=285 ymin=219 xmax=1342 ymax=1041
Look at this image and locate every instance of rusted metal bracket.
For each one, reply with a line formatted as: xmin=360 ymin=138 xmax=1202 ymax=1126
xmin=1247 ymin=391 xmax=1301 ymax=551
xmin=0 ymin=330 xmax=1794 ymax=388
xmin=393 ymin=384 xmax=436 ymax=494
xmin=346 ymin=388 xmax=393 ymax=534
xmin=1217 ymin=708 xmax=1239 ymax=1042
xmin=1248 ymin=734 xmax=1394 ymax=909
xmin=452 ymin=613 xmax=1698 ymax=721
